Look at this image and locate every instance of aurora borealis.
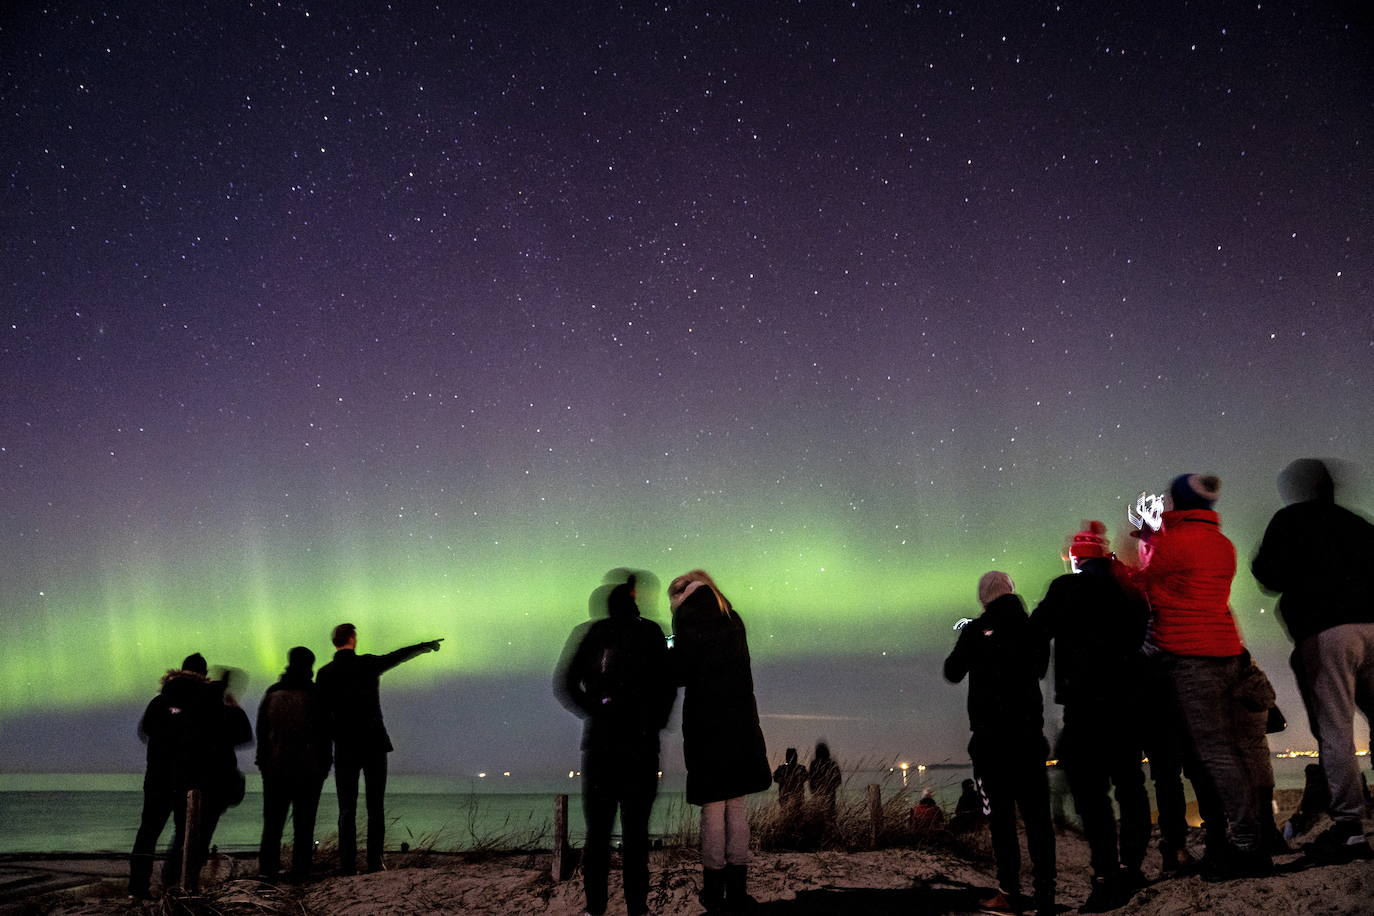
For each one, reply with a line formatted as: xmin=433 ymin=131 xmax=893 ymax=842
xmin=3 ymin=1 xmax=1372 ymax=774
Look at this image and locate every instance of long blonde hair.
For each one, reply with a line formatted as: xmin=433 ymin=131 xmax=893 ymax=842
xmin=669 ymin=569 xmax=730 ymax=615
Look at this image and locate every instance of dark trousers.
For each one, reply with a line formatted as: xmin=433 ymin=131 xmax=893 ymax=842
xmin=1060 ymin=714 xmax=1151 ymax=876
xmin=260 ymin=772 xmax=326 ymax=878
xmin=582 ymin=749 xmax=659 ymax=916
xmin=1167 ymin=654 xmax=1260 ymax=851
xmin=1144 ymin=655 xmax=1226 ymax=851
xmin=973 ymin=738 xmax=1056 ymax=901
xmin=129 ymin=788 xmax=174 ymax=895
xmin=335 ymin=750 xmax=388 ymax=873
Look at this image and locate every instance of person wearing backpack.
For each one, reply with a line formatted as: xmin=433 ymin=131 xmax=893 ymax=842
xmin=558 ymin=573 xmax=678 ymax=916
xmin=128 ymin=653 xmax=252 ymax=898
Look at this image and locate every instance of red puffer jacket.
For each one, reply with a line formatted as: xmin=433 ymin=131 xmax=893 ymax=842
xmin=1124 ymin=509 xmax=1243 ymax=657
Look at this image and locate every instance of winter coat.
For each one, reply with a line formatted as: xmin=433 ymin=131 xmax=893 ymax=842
xmin=1123 ymin=508 xmax=1243 ymax=657
xmin=1252 ymin=499 xmax=1374 ymax=644
xmin=255 ymin=675 xmax=332 ymax=782
xmin=670 ymin=587 xmax=771 ymax=806
xmin=562 ymin=609 xmax=677 ymax=758
xmin=1030 ymin=557 xmax=1148 ymax=711
xmin=944 ymin=593 xmax=1047 ymax=754
xmin=317 ymin=643 xmax=433 ymax=758
xmin=139 ymin=670 xmax=253 ymax=804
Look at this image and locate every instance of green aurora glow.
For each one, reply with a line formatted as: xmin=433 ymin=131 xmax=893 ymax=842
xmin=2 ymin=481 xmax=1287 ymax=718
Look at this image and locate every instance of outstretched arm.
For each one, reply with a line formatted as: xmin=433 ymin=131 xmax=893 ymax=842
xmin=375 ymin=638 xmax=444 ymax=674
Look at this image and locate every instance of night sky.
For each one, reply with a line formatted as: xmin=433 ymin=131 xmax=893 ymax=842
xmin=3 ymin=1 xmax=1372 ymax=776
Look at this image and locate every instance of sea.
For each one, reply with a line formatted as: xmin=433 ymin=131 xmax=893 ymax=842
xmin=0 ymin=759 xmax=1319 ymax=855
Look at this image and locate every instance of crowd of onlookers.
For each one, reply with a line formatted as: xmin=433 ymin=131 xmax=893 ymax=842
xmin=128 ymin=625 xmax=442 ymax=898
xmin=125 ymin=458 xmax=1373 ymax=916
xmin=945 ymin=459 xmax=1374 ymax=915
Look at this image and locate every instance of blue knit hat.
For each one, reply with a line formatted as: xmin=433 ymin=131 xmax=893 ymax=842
xmin=1169 ymin=474 xmax=1221 ymax=511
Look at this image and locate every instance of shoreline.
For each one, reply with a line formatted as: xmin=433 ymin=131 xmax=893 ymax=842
xmin=4 ymin=803 xmax=1372 ymax=916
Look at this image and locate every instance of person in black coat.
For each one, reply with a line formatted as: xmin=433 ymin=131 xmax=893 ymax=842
xmin=1252 ymin=457 xmax=1374 ymax=863
xmin=945 ymin=572 xmax=1056 ymax=916
xmin=1031 ymin=522 xmax=1150 ymax=911
xmin=256 ymin=646 xmax=332 ymax=881
xmin=772 ymin=747 xmax=808 ymax=813
xmin=807 ymin=742 xmax=841 ymax=818
xmin=670 ymin=569 xmax=770 ymax=913
xmin=556 ymin=572 xmax=677 ymax=916
xmin=316 ymin=623 xmax=442 ymax=874
xmin=128 ymin=652 xmax=253 ymax=898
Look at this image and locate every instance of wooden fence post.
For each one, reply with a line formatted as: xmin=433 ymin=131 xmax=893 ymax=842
xmin=552 ymin=793 xmax=569 ymax=882
xmin=182 ymin=788 xmax=202 ymax=891
xmin=866 ymin=783 xmax=882 ymax=848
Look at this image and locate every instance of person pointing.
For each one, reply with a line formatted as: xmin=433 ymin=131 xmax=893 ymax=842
xmin=316 ymin=623 xmax=443 ymax=874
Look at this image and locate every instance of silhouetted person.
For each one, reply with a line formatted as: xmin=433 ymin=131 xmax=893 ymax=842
xmin=1119 ymin=474 xmax=1270 ymax=880
xmin=1032 ymin=521 xmax=1150 ymax=911
xmin=772 ymin=747 xmax=808 ymax=814
xmin=256 ymin=646 xmax=331 ymax=881
xmin=1253 ymin=457 xmax=1374 ymax=863
xmin=807 ymin=742 xmax=841 ymax=817
xmin=130 ymin=653 xmax=215 ymax=898
xmin=669 ymin=570 xmax=770 ymax=913
xmin=945 ymin=571 xmax=1055 ymax=916
xmin=910 ymin=789 xmax=946 ymax=832
xmin=316 ymin=623 xmax=442 ymax=874
xmin=129 ymin=653 xmax=251 ymax=898
xmin=950 ymin=778 xmax=987 ymax=834
xmin=556 ymin=574 xmax=676 ymax=916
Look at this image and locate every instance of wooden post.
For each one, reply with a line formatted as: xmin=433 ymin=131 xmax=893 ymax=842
xmin=552 ymin=793 xmax=569 ymax=882
xmin=866 ymin=783 xmax=882 ymax=848
xmin=182 ymin=788 xmax=202 ymax=891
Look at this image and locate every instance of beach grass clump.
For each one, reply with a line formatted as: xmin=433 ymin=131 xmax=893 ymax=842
xmin=452 ymin=796 xmax=552 ymax=854
xmin=749 ymin=757 xmax=969 ymax=853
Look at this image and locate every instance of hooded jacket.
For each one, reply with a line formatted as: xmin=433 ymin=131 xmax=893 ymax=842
xmin=1124 ymin=508 xmax=1243 ymax=657
xmin=1252 ymin=499 xmax=1374 ymax=643
xmin=140 ymin=670 xmax=252 ymax=798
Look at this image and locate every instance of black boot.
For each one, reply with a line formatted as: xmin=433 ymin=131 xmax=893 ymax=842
xmin=699 ymin=867 xmax=727 ymax=913
xmin=1159 ymin=843 xmax=1197 ymax=875
xmin=1255 ymin=787 xmax=1291 ymax=853
xmin=1079 ymin=874 xmax=1121 ymax=913
xmin=723 ymin=864 xmax=758 ymax=910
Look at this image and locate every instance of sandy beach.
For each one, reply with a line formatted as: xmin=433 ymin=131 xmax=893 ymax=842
xmin=6 ymin=799 xmax=1371 ymax=916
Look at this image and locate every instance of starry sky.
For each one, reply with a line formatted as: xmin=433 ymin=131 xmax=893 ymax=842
xmin=2 ymin=1 xmax=1372 ymax=776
